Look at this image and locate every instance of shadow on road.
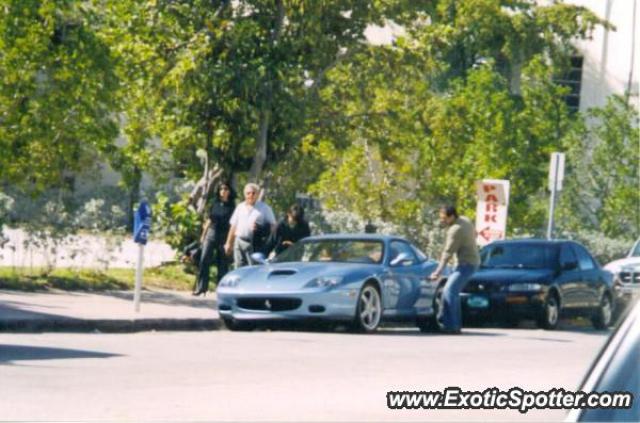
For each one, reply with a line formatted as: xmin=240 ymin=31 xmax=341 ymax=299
xmin=0 ymin=344 xmax=120 ymax=365
xmin=102 ymin=290 xmax=217 ymax=309
xmin=237 ymin=321 xmax=508 ymax=337
xmin=464 ymin=317 xmax=612 ymax=336
xmin=0 ymin=299 xmax=82 ymax=323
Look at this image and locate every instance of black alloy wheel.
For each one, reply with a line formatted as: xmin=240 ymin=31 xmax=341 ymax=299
xmin=536 ymin=293 xmax=560 ymax=330
xmin=591 ymin=294 xmax=613 ymax=330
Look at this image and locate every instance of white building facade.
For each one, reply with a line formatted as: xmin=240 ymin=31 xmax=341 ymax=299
xmin=561 ymin=0 xmax=638 ymax=111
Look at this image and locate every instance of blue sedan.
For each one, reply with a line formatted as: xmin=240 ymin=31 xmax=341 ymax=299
xmin=217 ymin=234 xmax=442 ymax=332
xmin=462 ymin=239 xmax=615 ymax=329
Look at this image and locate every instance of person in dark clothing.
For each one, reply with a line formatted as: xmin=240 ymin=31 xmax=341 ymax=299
xmin=193 ymin=181 xmax=235 ymax=296
xmin=252 ymin=221 xmax=274 ymax=257
xmin=273 ymin=204 xmax=311 ymax=256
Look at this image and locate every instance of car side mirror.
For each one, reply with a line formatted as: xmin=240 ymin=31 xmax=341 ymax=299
xmin=250 ymin=252 xmax=268 ymax=265
xmin=390 ymin=252 xmax=413 ymax=267
xmin=562 ymin=261 xmax=578 ymax=271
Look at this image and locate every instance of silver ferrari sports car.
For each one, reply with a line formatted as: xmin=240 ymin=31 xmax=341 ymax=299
xmin=217 ymin=234 xmax=444 ymax=332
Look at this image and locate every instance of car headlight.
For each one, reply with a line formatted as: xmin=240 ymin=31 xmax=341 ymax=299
xmin=219 ymin=274 xmax=241 ymax=288
xmin=304 ymin=276 xmax=343 ymax=288
xmin=507 ymin=283 xmax=542 ymax=292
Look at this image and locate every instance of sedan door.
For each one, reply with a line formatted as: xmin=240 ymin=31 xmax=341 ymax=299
xmin=572 ymin=243 xmax=604 ymax=308
xmin=557 ymin=243 xmax=582 ymax=309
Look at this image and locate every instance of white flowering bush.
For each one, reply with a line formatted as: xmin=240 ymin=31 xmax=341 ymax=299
xmin=74 ymin=198 xmax=126 ymax=232
xmin=0 ymin=192 xmax=15 ymax=251
xmin=2 ymin=185 xmax=132 ymax=273
xmin=0 ymin=192 xmax=14 ymax=220
xmin=558 ymin=229 xmax=632 ymax=265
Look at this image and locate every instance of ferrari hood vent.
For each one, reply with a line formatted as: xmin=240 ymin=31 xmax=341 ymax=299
xmin=268 ymin=269 xmax=298 ymax=278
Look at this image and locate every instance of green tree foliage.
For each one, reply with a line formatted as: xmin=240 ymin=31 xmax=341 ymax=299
xmin=0 ymin=0 xmax=119 ymax=193
xmin=99 ymin=0 xmax=390 ymax=187
xmin=559 ymin=95 xmax=640 ymax=240
xmin=307 ymin=0 xmax=606 ymax=244
xmin=1 ymin=0 xmax=633 ymax=252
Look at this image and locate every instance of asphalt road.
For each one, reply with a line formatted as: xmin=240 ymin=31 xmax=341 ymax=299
xmin=0 ymin=324 xmax=610 ymax=421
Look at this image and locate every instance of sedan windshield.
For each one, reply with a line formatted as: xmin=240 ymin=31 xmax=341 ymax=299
xmin=273 ymin=239 xmax=384 ymax=264
xmin=480 ymin=244 xmax=556 ymax=269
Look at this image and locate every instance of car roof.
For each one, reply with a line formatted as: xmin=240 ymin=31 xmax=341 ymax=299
xmin=303 ymin=233 xmax=406 ymax=242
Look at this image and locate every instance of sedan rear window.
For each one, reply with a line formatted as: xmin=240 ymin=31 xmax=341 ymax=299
xmin=273 ymin=239 xmax=384 ymax=264
xmin=481 ymin=244 xmax=556 ymax=269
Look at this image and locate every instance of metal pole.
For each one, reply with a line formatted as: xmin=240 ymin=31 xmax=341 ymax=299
xmin=134 ymin=243 xmax=144 ymax=312
xmin=547 ymin=157 xmax=559 ymax=239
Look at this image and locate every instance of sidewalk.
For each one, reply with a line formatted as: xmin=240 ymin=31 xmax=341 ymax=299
xmin=0 ymin=289 xmax=220 ymax=333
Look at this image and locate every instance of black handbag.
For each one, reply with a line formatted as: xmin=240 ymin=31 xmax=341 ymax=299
xmin=182 ymin=241 xmax=202 ymax=264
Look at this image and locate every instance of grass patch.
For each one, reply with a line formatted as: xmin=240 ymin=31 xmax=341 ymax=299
xmin=0 ymin=264 xmax=198 ymax=292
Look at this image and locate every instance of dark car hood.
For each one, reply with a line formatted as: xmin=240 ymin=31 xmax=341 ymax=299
xmin=472 ymin=268 xmax=555 ymax=283
xmin=465 ymin=268 xmax=555 ymax=292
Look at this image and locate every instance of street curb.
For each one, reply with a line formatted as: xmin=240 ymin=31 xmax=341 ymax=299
xmin=0 ymin=318 xmax=222 ymax=333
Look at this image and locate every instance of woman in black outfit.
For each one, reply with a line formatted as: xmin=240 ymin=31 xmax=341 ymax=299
xmin=193 ymin=182 xmax=235 ymax=296
xmin=273 ymin=204 xmax=311 ymax=256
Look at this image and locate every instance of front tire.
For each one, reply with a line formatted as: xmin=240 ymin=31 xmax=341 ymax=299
xmin=417 ymin=284 xmax=444 ymax=333
xmin=536 ymin=293 xmax=560 ymax=330
xmin=353 ymin=283 xmax=382 ymax=333
xmin=591 ymin=294 xmax=613 ymax=330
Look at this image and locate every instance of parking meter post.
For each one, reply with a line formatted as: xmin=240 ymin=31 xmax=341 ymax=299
xmin=134 ymin=243 xmax=144 ymax=312
xmin=547 ymin=185 xmax=557 ymax=240
xmin=547 ymin=154 xmax=560 ymax=240
xmin=132 ymin=200 xmax=151 ymax=313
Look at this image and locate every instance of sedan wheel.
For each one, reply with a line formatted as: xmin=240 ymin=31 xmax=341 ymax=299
xmin=537 ymin=294 xmax=559 ymax=330
xmin=354 ymin=284 xmax=382 ymax=333
xmin=591 ymin=294 xmax=612 ymax=330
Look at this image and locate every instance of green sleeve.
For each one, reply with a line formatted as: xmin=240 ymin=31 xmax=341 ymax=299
xmin=441 ymin=225 xmax=461 ymax=264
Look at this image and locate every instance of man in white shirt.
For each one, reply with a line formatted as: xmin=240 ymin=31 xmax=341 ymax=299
xmin=224 ymin=183 xmax=276 ymax=268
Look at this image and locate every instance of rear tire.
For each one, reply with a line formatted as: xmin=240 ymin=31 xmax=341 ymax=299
xmin=536 ymin=293 xmax=560 ymax=330
xmin=353 ymin=283 xmax=382 ymax=333
xmin=591 ymin=294 xmax=613 ymax=330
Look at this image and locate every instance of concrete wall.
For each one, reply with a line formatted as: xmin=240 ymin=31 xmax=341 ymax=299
xmin=567 ymin=0 xmax=639 ymax=111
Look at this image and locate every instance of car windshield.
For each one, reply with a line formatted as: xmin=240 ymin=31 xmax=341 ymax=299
xmin=630 ymin=240 xmax=640 ymax=257
xmin=273 ymin=239 xmax=384 ymax=264
xmin=480 ymin=244 xmax=556 ymax=269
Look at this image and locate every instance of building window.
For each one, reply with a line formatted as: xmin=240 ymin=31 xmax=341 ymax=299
xmin=556 ymin=56 xmax=583 ymax=113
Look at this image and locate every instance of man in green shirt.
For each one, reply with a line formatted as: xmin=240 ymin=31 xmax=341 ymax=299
xmin=429 ymin=205 xmax=481 ymax=334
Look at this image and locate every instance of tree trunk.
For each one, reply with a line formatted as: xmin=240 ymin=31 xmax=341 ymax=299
xmin=249 ymin=0 xmax=283 ymax=183
xmin=510 ymin=49 xmax=524 ymax=96
xmin=250 ymin=101 xmax=271 ymax=183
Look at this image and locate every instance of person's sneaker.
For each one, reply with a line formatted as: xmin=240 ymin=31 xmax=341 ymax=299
xmin=440 ymin=328 xmax=461 ymax=334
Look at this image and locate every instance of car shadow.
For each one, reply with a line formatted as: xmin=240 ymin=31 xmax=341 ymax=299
xmin=373 ymin=329 xmax=506 ymax=337
xmin=0 ymin=344 xmax=120 ymax=365
xmin=463 ymin=317 xmax=611 ymax=336
xmin=245 ymin=321 xmax=506 ymax=337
